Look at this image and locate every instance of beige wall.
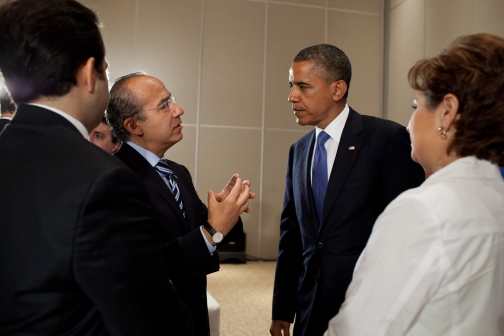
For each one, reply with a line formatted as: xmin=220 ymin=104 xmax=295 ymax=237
xmin=77 ymin=0 xmax=384 ymax=259
xmin=75 ymin=0 xmax=504 ymax=259
xmin=385 ymin=0 xmax=504 ymax=126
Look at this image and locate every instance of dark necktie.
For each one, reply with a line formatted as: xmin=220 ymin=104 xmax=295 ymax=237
xmin=312 ymin=131 xmax=330 ymax=223
xmin=154 ymin=158 xmax=185 ymax=218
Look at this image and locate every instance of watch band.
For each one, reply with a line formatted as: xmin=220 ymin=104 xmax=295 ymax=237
xmin=203 ymin=222 xmax=223 ymax=244
xmin=203 ymin=222 xmax=217 ymax=236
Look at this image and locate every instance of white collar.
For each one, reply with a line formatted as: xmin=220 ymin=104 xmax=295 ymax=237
xmin=424 ymin=156 xmax=502 ymax=186
xmin=315 ymin=104 xmax=350 ymax=143
xmin=27 ymin=103 xmax=89 ymax=138
xmin=126 ymin=141 xmax=163 ymax=167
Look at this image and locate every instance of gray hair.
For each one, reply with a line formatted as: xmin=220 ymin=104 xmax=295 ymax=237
xmin=106 ymin=72 xmax=146 ymax=142
xmin=294 ymin=44 xmax=352 ymax=98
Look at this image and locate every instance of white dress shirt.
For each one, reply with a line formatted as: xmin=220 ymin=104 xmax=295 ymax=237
xmin=326 ymin=156 xmax=504 ymax=336
xmin=126 ymin=141 xmax=216 ymax=255
xmin=311 ymin=104 xmax=349 ymax=182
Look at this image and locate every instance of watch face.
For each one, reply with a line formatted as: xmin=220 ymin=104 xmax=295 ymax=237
xmin=213 ymin=232 xmax=224 ymax=244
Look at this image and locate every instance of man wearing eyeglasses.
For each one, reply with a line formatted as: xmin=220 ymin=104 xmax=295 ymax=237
xmin=107 ymin=73 xmax=254 ymax=336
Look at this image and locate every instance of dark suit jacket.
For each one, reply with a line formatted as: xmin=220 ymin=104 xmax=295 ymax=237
xmin=272 ymin=108 xmax=425 ymax=336
xmin=0 ymin=117 xmax=9 ymax=131
xmin=115 ymin=142 xmax=243 ymax=336
xmin=0 ymin=104 xmax=194 ymax=335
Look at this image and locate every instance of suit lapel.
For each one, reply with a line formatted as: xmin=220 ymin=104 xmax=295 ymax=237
xmin=298 ymin=130 xmax=320 ymax=232
xmin=320 ymin=109 xmax=363 ymax=228
xmin=115 ymin=143 xmax=187 ymax=225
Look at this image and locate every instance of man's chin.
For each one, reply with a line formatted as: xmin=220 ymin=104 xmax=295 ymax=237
xmin=296 ymin=118 xmax=308 ymax=126
xmin=170 ymin=133 xmax=183 ymax=144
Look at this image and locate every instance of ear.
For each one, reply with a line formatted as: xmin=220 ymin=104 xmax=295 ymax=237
xmin=439 ymin=94 xmax=459 ymax=131
xmin=76 ymin=57 xmax=98 ymax=94
xmin=111 ymin=141 xmax=120 ymax=153
xmin=332 ymin=80 xmax=348 ymax=102
xmin=124 ymin=116 xmax=144 ymax=136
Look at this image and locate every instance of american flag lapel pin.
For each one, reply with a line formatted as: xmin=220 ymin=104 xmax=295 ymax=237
xmin=174 ymin=175 xmax=178 ymax=179
xmin=348 ymin=146 xmax=355 ymax=150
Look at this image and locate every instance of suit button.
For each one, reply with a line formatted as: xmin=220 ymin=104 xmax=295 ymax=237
xmin=317 ymin=242 xmax=323 ymax=249
xmin=314 ymin=275 xmax=318 ymax=283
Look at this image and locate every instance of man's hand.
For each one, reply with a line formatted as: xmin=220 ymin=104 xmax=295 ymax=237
xmin=270 ymin=320 xmax=291 ymax=336
xmin=214 ymin=174 xmax=239 ymax=202
xmin=214 ymin=174 xmax=256 ymax=212
xmin=206 ymin=177 xmax=253 ymax=240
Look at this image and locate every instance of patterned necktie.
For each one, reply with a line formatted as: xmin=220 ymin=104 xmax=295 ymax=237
xmin=155 ymin=158 xmax=185 ymax=218
xmin=312 ymin=131 xmax=330 ymax=223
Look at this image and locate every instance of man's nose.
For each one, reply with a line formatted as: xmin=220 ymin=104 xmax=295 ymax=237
xmin=288 ymin=87 xmax=299 ymax=103
xmin=173 ymin=103 xmax=184 ymax=117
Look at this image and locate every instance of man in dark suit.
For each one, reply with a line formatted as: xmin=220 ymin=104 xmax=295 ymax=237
xmin=0 ymin=0 xmax=206 ymax=334
xmin=107 ymin=73 xmax=254 ymax=336
xmin=0 ymin=86 xmax=15 ymax=131
xmin=270 ymin=44 xmax=425 ymax=336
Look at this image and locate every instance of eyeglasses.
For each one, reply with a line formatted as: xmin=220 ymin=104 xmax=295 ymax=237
xmin=143 ymin=95 xmax=176 ymax=112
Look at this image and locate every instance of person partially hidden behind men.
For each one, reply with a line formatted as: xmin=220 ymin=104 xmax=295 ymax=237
xmin=0 ymin=0 xmax=254 ymax=334
xmin=270 ymin=44 xmax=425 ymax=336
xmin=0 ymin=86 xmax=15 ymax=131
xmin=107 ymin=72 xmax=255 ymax=336
xmin=89 ymin=115 xmax=120 ymax=153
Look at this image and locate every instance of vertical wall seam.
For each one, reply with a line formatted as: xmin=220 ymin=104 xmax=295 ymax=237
xmin=423 ymin=0 xmax=427 ymax=57
xmin=195 ymin=0 xmax=205 ymax=187
xmin=132 ymin=0 xmax=139 ymax=66
xmin=381 ymin=0 xmax=385 ymax=119
xmin=258 ymin=0 xmax=269 ymax=259
xmin=471 ymin=0 xmax=474 ymax=33
xmin=325 ymin=0 xmax=328 ymax=43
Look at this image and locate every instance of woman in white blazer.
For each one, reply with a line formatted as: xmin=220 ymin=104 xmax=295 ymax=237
xmin=326 ymin=33 xmax=504 ymax=336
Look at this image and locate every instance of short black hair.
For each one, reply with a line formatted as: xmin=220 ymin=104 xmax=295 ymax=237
xmin=294 ymin=44 xmax=352 ymax=98
xmin=0 ymin=0 xmax=106 ymax=104
xmin=101 ymin=115 xmax=118 ymax=144
xmin=0 ymin=86 xmax=16 ymax=113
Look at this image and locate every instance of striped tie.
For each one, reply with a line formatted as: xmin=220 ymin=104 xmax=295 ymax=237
xmin=155 ymin=158 xmax=185 ymax=218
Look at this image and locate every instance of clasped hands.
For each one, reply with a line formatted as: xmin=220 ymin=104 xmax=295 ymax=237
xmin=207 ymin=174 xmax=256 ymax=238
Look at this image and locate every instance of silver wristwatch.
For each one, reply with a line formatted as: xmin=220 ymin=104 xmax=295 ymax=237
xmin=203 ymin=222 xmax=224 ymax=244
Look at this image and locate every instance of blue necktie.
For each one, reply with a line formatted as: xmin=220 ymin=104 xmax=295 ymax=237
xmin=312 ymin=131 xmax=330 ymax=223
xmin=155 ymin=158 xmax=185 ymax=218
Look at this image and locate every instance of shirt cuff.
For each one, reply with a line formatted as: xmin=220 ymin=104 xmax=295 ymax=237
xmin=200 ymin=226 xmax=217 ymax=256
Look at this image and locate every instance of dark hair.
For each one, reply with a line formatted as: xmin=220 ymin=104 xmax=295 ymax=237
xmin=0 ymin=86 xmax=16 ymax=113
xmin=100 ymin=115 xmax=118 ymax=144
xmin=107 ymin=72 xmax=147 ymax=142
xmin=408 ymin=33 xmax=504 ymax=166
xmin=294 ymin=44 xmax=352 ymax=98
xmin=0 ymin=0 xmax=105 ymax=104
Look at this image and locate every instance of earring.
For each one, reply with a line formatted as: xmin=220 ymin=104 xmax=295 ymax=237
xmin=438 ymin=127 xmax=447 ymax=139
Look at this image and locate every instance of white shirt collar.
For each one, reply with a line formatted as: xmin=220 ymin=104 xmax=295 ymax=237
xmin=126 ymin=141 xmax=163 ymax=167
xmin=0 ymin=116 xmax=12 ymax=120
xmin=27 ymin=103 xmax=89 ymax=139
xmin=424 ymin=156 xmax=502 ymax=186
xmin=315 ymin=104 xmax=350 ymax=142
